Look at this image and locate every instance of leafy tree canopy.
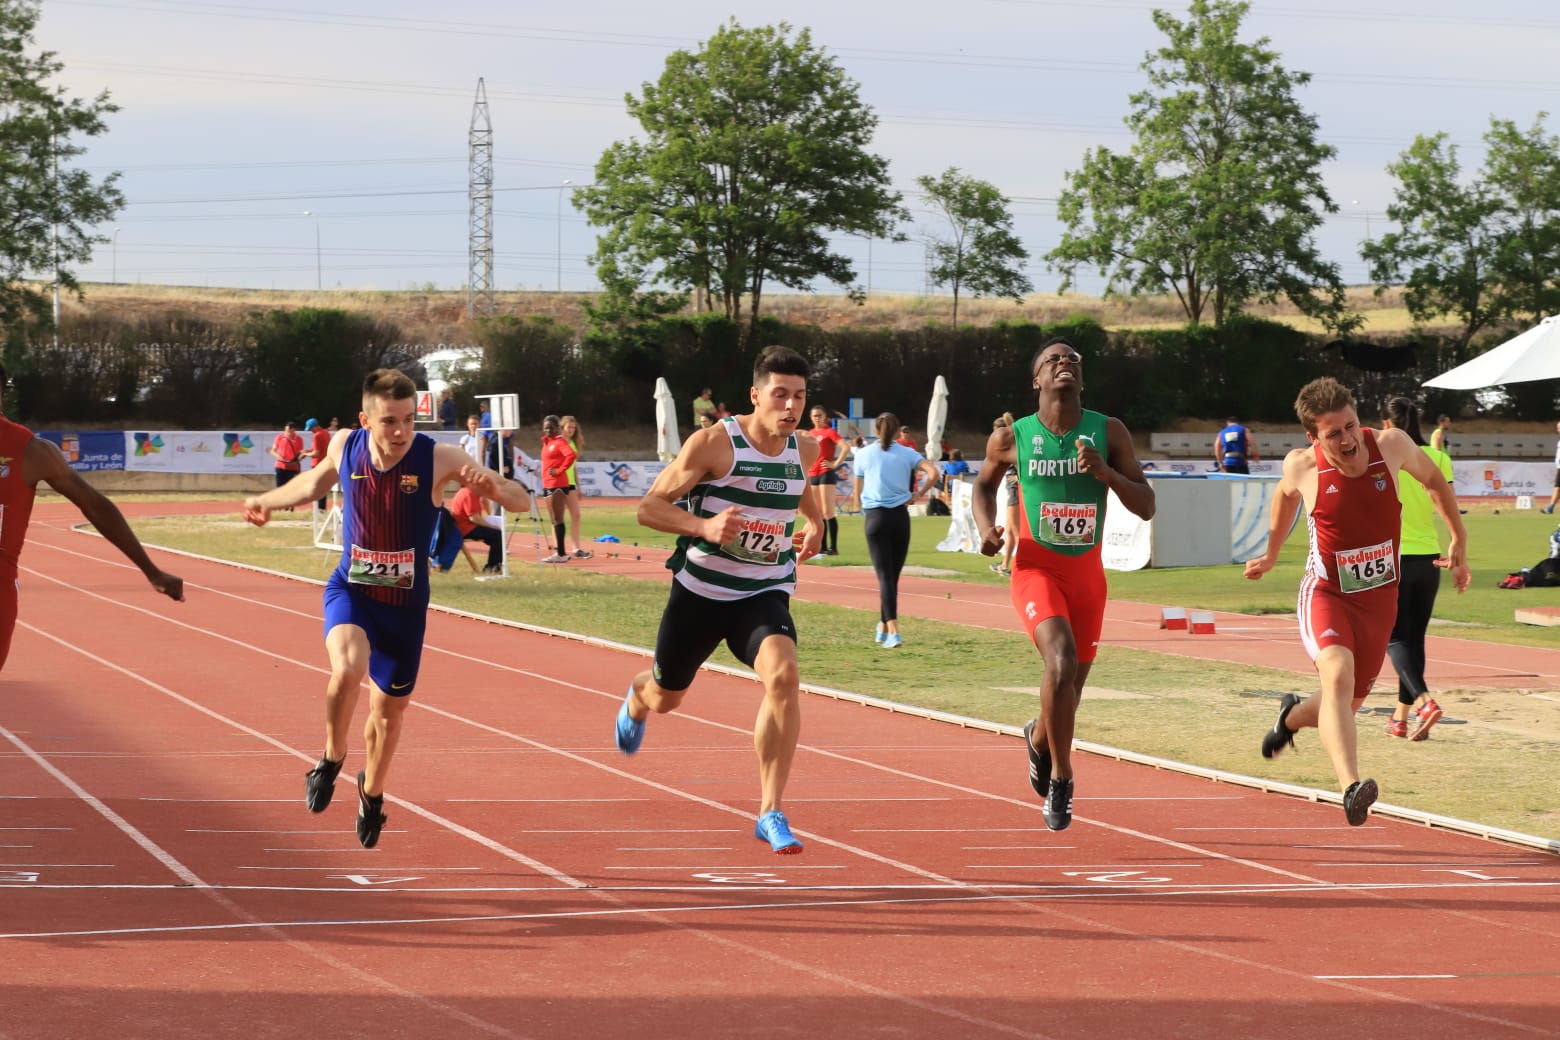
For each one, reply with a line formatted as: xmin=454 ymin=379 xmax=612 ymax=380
xmin=1365 ymin=115 xmax=1560 ymax=348
xmin=577 ymin=20 xmax=906 ymax=346
xmin=0 ymin=0 xmax=123 ymax=335
xmin=916 ymin=167 xmax=1033 ymax=325
xmin=1047 ymin=0 xmax=1351 ymax=330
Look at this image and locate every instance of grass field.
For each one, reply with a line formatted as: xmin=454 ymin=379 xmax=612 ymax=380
xmin=119 ymin=498 xmax=1560 ymax=841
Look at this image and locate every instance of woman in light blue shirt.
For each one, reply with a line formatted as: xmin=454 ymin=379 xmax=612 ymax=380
xmin=852 ymin=412 xmax=941 ymax=648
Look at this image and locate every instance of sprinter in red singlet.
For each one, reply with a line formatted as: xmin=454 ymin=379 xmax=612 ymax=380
xmin=0 ymin=363 xmax=183 ymax=672
xmin=1244 ymin=378 xmax=1469 ymax=825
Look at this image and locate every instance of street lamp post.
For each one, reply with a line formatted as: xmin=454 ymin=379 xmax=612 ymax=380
xmin=111 ymin=226 xmax=121 ymax=285
xmin=302 ymin=210 xmax=321 ymax=289
xmin=556 ymin=179 xmax=571 ymax=293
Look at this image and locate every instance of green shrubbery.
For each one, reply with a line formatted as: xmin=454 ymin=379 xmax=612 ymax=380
xmin=7 ymin=305 xmax=1486 ymax=431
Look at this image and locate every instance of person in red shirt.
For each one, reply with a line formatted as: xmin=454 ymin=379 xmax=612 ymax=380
xmin=0 ymin=364 xmax=184 ymax=671
xmin=1245 ymin=377 xmax=1469 ymax=826
xmin=895 ymin=425 xmax=919 ymax=453
xmin=269 ymin=422 xmax=305 ymax=513
xmin=302 ymin=418 xmax=333 ymax=509
xmin=805 ymin=405 xmax=847 ymax=555
xmin=538 ymin=414 xmax=578 ymax=564
xmin=447 ymin=483 xmax=504 ymax=573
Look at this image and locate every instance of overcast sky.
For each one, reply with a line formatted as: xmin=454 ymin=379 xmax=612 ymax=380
xmin=32 ymin=0 xmax=1560 ymax=300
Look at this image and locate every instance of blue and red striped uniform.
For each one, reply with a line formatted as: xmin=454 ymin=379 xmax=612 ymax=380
xmin=322 ymin=428 xmax=439 ymax=695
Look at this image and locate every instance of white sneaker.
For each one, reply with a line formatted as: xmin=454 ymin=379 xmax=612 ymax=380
xmin=874 ymin=622 xmax=886 ymax=645
xmin=540 ymin=553 xmax=570 ymax=564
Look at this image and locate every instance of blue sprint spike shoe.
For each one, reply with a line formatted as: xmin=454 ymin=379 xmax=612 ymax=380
xmin=754 ymin=810 xmax=804 ymax=854
xmin=615 ymin=685 xmax=646 ymax=754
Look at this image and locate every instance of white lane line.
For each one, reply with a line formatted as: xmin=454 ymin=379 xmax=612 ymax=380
xmin=519 ymin=828 xmax=734 ymax=834
xmin=1088 ymin=796 xmax=1244 ymax=801
xmin=1313 ymin=862 xmax=1549 ymax=868
xmin=1319 ymin=974 xmax=1458 ymax=980
xmin=188 ymin=829 xmax=344 ymax=834
xmin=8 ymin=878 xmax=1558 ymax=941
xmin=140 ymin=804 xmax=293 ymax=810
xmin=238 ymin=865 xmax=483 ymax=871
xmin=603 ymin=865 xmax=846 ymax=871
xmin=0 ymin=722 xmax=203 ymax=886
xmin=0 ymin=862 xmax=112 ymax=868
xmin=446 ymin=804 xmax=652 ymax=810
xmin=1176 ymin=826 xmax=1387 ymax=831
xmin=17 ymin=610 xmax=587 ymax=891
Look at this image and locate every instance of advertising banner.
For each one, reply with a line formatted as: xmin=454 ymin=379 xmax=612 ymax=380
xmin=38 ymin=431 xmax=126 ymax=472
xmin=123 ymin=430 xmax=278 ymax=474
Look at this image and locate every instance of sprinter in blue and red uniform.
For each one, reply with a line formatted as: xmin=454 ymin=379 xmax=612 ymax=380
xmin=243 ymin=368 xmax=531 ymax=847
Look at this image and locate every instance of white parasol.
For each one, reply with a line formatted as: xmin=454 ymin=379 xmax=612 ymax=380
xmin=925 ymin=374 xmax=949 ymax=461
xmin=1423 ymin=315 xmax=1560 ymax=390
xmin=654 ymin=377 xmax=682 ymax=462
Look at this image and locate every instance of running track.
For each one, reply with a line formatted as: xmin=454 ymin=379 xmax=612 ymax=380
xmin=3 ymin=506 xmax=1558 ymax=1039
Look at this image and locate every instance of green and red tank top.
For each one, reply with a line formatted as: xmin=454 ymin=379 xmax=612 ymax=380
xmin=1012 ymin=409 xmax=1109 ymax=557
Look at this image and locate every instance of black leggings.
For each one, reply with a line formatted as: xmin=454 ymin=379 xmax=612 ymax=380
xmin=864 ymin=504 xmax=911 ymax=623
xmin=1387 ymin=554 xmax=1441 ymax=704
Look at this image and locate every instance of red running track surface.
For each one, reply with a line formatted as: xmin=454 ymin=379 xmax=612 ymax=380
xmin=2 ymin=510 xmax=1558 ymax=1039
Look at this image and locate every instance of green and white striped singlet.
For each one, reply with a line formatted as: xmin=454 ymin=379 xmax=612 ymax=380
xmin=669 ymin=417 xmax=807 ymax=601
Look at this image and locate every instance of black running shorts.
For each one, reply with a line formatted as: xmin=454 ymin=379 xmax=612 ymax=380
xmin=651 ymin=581 xmax=796 ymax=692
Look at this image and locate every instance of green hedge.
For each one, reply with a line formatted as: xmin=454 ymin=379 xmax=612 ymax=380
xmin=8 ymin=306 xmax=1529 ymax=433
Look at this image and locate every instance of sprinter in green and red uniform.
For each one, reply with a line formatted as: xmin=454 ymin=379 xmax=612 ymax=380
xmin=972 ymin=338 xmax=1156 ymax=830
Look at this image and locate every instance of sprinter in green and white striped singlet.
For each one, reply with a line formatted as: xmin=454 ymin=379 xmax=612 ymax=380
xmin=614 ymin=346 xmax=827 ymax=856
xmin=667 ymin=416 xmax=808 ymax=600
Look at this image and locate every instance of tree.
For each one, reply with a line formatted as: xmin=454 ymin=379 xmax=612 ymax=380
xmin=0 ymin=0 xmax=123 ymax=336
xmin=1481 ymin=115 xmax=1560 ymax=328
xmin=1047 ymin=0 xmax=1349 ymax=329
xmin=577 ymin=20 xmax=906 ymax=346
xmin=916 ymin=167 xmax=1033 ymax=325
xmin=1361 ymin=134 xmax=1505 ymax=349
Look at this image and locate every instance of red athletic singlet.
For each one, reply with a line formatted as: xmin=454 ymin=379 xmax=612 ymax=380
xmin=1297 ymin=427 xmax=1401 ymax=693
xmin=0 ymin=416 xmax=38 ymax=671
xmin=0 ymin=417 xmax=37 ymax=578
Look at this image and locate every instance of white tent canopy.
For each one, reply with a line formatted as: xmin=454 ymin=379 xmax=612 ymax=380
xmin=1423 ymin=315 xmax=1560 ymax=390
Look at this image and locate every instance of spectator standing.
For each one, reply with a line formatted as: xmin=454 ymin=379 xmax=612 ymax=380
xmin=561 ymin=415 xmax=592 ymax=558
xmin=538 ymin=414 xmax=579 ymax=563
xmin=303 ymin=418 xmax=333 ymax=509
xmin=438 ymin=389 xmax=458 ymax=431
xmin=1380 ymin=397 xmax=1454 ymax=740
xmin=805 ymin=405 xmax=848 ymax=555
xmin=896 ymin=425 xmax=919 ymax=453
xmin=459 ymin=414 xmax=484 ymax=465
xmin=991 ymin=413 xmax=1019 ymax=576
xmin=691 ymin=387 xmax=717 ymax=428
xmin=1214 ymin=416 xmax=1260 ymax=474
xmin=852 ymin=412 xmax=940 ymax=649
xmin=269 ymin=422 xmax=305 ymax=507
xmin=485 ymin=428 xmax=514 ymax=481
xmin=1542 ymin=420 xmax=1559 ymax=514
xmin=1429 ymin=414 xmax=1452 ymax=454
